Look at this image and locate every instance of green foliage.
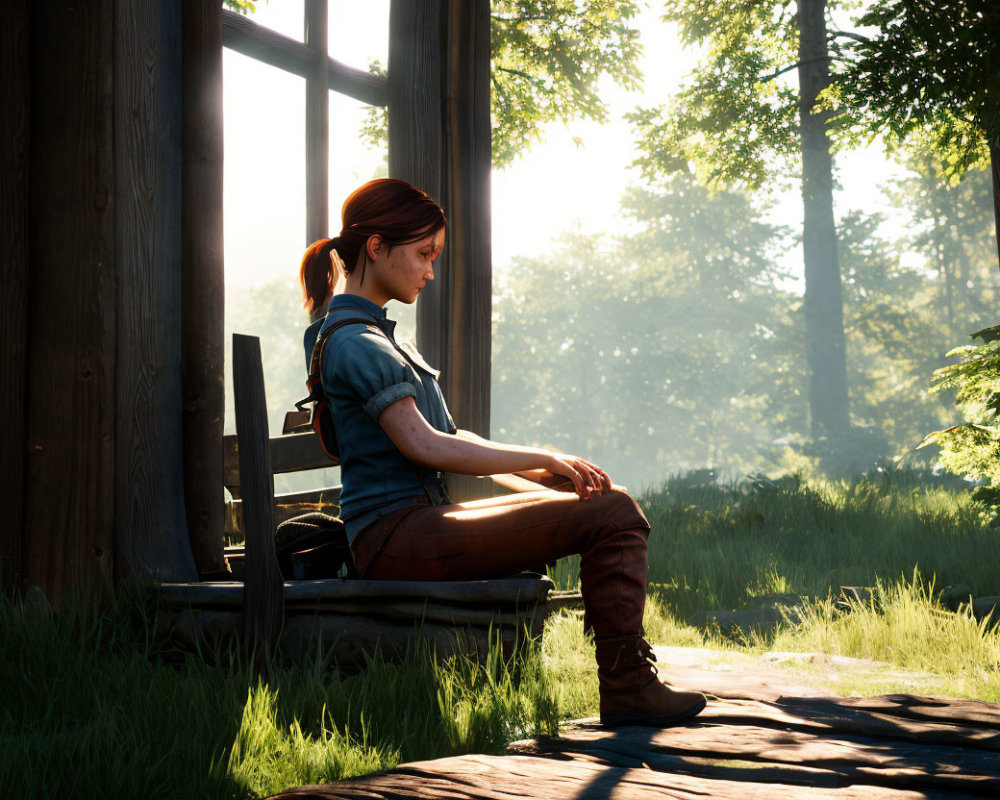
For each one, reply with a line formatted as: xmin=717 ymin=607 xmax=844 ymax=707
xmin=490 ymin=0 xmax=642 ymax=166
xmin=362 ymin=1 xmax=643 ymax=167
xmin=629 ymin=0 xmax=802 ymax=189
xmin=832 ymin=0 xmax=1000 ymax=172
xmin=222 ymin=0 xmax=260 ymax=15
xmin=923 ymin=329 xmax=1000 ymax=509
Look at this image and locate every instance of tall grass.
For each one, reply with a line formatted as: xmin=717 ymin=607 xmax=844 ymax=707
xmin=547 ymin=471 xmax=1000 ymax=619
xmin=763 ymin=573 xmax=1000 ymax=701
xmin=0 ymin=587 xmax=558 ymax=800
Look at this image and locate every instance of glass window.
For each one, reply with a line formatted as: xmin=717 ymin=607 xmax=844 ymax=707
xmin=328 ymin=0 xmax=389 ymax=69
xmin=223 ymin=50 xmax=317 ymax=483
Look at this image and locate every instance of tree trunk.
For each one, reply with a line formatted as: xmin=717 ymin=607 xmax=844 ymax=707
xmin=797 ymin=0 xmax=850 ymax=439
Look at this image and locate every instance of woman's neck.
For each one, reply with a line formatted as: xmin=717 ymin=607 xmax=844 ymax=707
xmin=342 ymin=273 xmax=389 ymax=307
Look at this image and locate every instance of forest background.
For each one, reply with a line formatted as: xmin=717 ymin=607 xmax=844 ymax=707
xmin=224 ymin=0 xmax=1000 ymax=494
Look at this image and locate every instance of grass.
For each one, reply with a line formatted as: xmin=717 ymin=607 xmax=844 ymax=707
xmin=0 ymin=586 xmax=558 ymax=799
xmin=7 ymin=468 xmax=1000 ymax=797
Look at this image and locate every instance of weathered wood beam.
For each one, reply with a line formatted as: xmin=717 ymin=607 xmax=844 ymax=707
xmin=223 ymin=430 xmax=335 ymax=487
xmin=113 ymin=0 xmax=197 ymax=583
xmin=232 ymin=334 xmax=284 ymax=657
xmin=0 ymin=0 xmax=29 ymax=596
xmin=440 ymin=0 xmax=492 ymax=439
xmin=160 ymin=575 xmax=553 ymax=605
xmin=182 ymin=0 xmax=227 ymax=576
xmin=23 ymin=0 xmax=117 ymax=607
xmin=221 ymin=9 xmax=388 ymax=107
xmin=388 ymin=0 xmax=446 ymax=358
xmin=305 ymin=0 xmax=329 ymax=244
xmin=388 ymin=0 xmax=492 ymax=500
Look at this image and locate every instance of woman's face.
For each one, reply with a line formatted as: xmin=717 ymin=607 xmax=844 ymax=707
xmin=370 ymin=228 xmax=445 ymax=304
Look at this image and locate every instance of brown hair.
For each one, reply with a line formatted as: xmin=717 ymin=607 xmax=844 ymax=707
xmin=299 ymin=178 xmax=447 ymax=315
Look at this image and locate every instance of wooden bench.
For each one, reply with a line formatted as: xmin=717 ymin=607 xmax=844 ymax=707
xmin=161 ymin=333 xmax=570 ymax=668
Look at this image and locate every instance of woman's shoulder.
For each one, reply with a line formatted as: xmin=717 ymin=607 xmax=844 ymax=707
xmin=328 ymin=323 xmax=407 ymax=372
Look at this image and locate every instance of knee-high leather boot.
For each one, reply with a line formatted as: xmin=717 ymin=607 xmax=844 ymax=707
xmin=580 ymin=528 xmax=706 ymax=727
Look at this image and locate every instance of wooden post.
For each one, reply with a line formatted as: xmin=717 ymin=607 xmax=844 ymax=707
xmin=388 ymin=0 xmax=492 ymax=500
xmin=440 ymin=0 xmax=492 ymax=440
xmin=0 ymin=0 xmax=29 ymax=596
xmin=23 ymin=0 xmax=118 ymax=607
xmin=232 ymin=334 xmax=284 ymax=658
xmin=182 ymin=0 xmax=227 ymax=576
xmin=113 ymin=0 xmax=197 ymax=582
xmin=305 ymin=0 xmax=329 ymax=244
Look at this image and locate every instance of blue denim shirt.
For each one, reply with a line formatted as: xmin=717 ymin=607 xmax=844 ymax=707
xmin=303 ymin=294 xmax=455 ymax=541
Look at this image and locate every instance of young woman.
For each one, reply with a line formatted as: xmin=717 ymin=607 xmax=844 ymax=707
xmin=300 ymin=178 xmax=705 ymax=728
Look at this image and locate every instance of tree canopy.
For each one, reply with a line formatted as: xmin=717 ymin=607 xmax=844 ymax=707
xmin=831 ymin=0 xmax=1000 ymax=175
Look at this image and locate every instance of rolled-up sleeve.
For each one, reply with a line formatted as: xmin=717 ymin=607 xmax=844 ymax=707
xmin=330 ymin=330 xmax=417 ymax=420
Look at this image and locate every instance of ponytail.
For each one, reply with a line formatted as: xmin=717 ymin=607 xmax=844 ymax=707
xmin=299 ymin=237 xmax=345 ymax=316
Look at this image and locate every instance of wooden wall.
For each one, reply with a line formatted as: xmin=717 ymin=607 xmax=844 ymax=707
xmin=22 ymin=0 xmax=119 ymax=606
xmin=387 ymin=0 xmax=492 ymax=441
xmin=3 ymin=0 xmax=203 ymax=603
xmin=112 ymin=0 xmax=197 ymax=582
xmin=0 ymin=0 xmax=30 ymax=595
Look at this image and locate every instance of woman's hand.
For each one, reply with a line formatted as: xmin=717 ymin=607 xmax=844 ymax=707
xmin=543 ymin=453 xmax=612 ymax=500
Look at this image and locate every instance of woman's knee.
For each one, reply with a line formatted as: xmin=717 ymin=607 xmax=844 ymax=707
xmin=594 ymin=487 xmax=649 ymax=533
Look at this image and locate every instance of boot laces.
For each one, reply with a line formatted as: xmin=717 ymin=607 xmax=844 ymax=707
xmin=608 ymin=638 xmax=659 ymax=676
xmin=638 ymin=637 xmax=659 ymax=676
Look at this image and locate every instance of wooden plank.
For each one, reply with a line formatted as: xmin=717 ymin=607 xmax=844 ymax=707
xmin=224 ymin=431 xmax=335 ymax=488
xmin=0 ymin=0 xmax=29 ymax=595
xmin=182 ymin=0 xmax=227 ymax=575
xmin=232 ymin=334 xmax=284 ymax=656
xmin=798 ymin=694 xmax=1000 ymax=731
xmin=113 ymin=0 xmax=198 ymax=583
xmin=523 ymin=721 xmax=1000 ymax=794
xmin=508 ymin=743 xmax=850 ymax=789
xmin=221 ymin=9 xmax=388 ymax=106
xmin=159 ymin=576 xmax=553 ymax=606
xmin=267 ymin=751 xmax=940 ymax=799
xmin=690 ymin=698 xmax=1000 ymax=753
xmin=23 ymin=0 xmax=117 ymax=607
xmin=304 ymin=0 xmax=328 ymax=245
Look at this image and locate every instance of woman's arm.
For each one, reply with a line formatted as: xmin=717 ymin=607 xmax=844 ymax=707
xmin=378 ymin=397 xmax=610 ymax=499
xmin=455 ymin=430 xmax=573 ymax=492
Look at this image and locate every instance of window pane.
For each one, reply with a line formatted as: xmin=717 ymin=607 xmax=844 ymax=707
xmin=225 ymin=0 xmax=305 ymax=43
xmin=328 ymin=0 xmax=389 ymax=70
xmin=223 ymin=50 xmax=331 ymax=491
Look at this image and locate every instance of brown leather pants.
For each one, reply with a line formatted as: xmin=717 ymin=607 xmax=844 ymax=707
xmin=351 ymin=486 xmax=651 ymax=639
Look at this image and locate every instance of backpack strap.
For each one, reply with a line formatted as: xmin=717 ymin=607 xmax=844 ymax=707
xmin=296 ymin=316 xmax=379 ymax=412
